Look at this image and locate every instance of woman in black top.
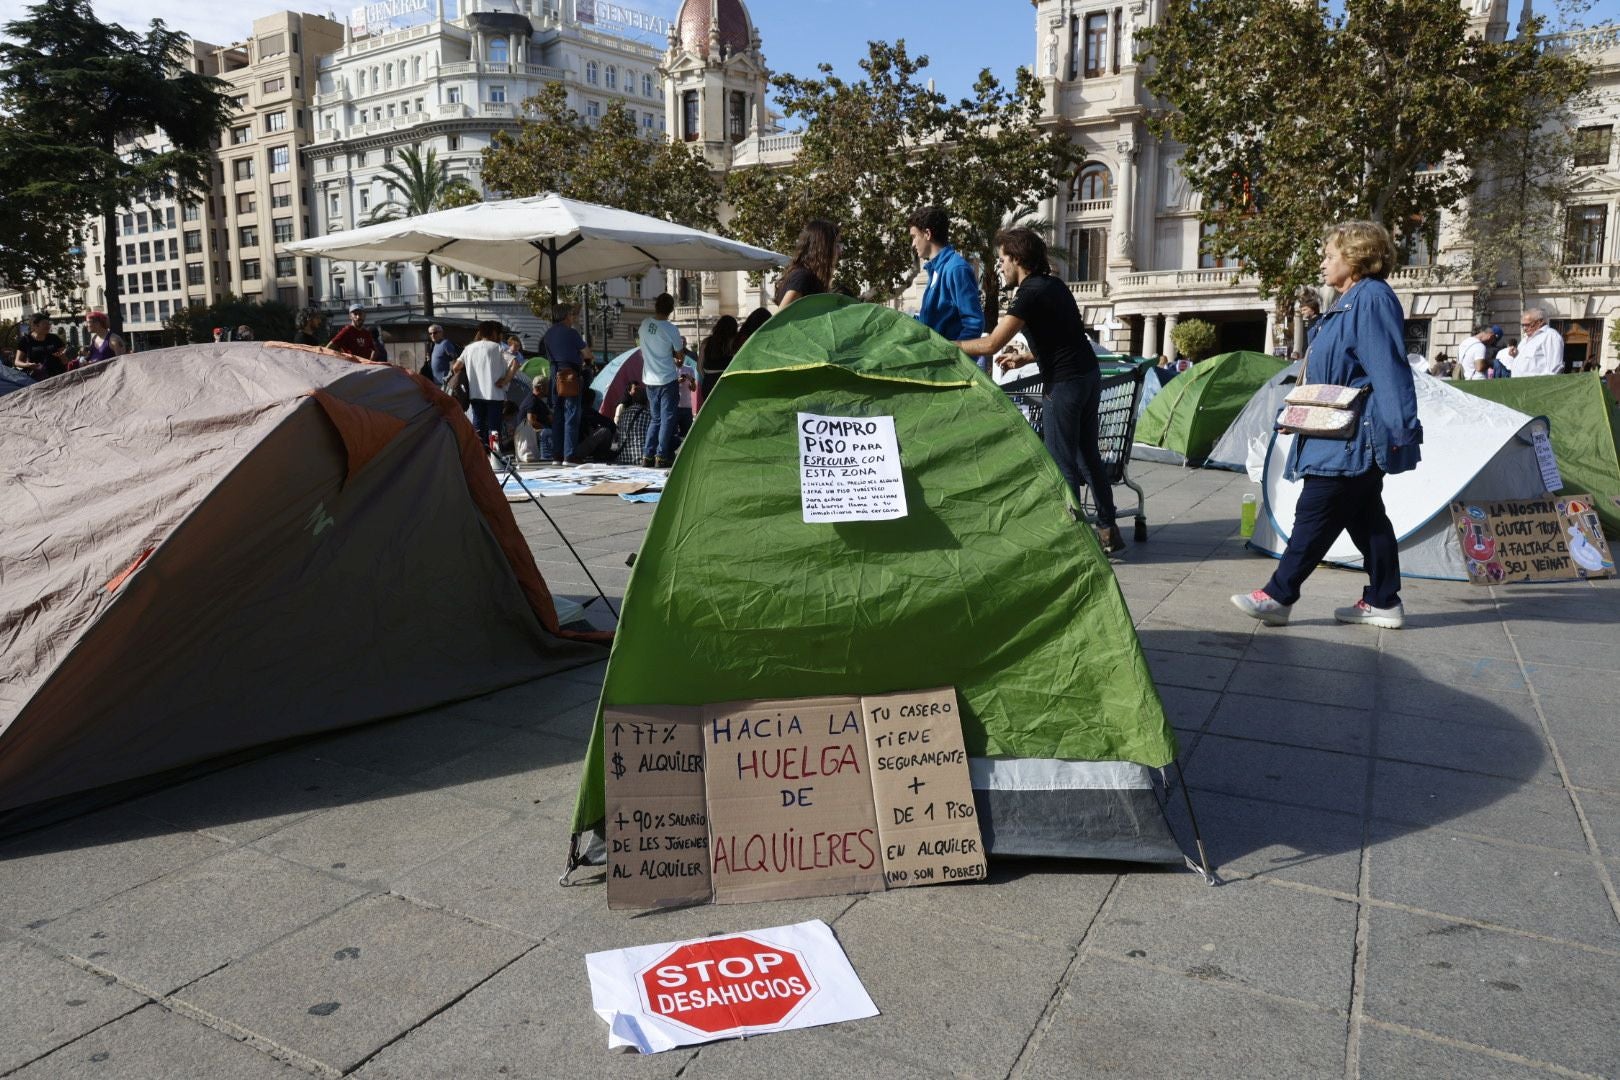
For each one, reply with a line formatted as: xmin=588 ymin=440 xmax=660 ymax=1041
xmin=699 ymin=314 xmax=739 ymax=400
xmin=961 ymin=227 xmax=1123 ymax=553
xmin=773 ymin=219 xmax=841 ymax=308
xmin=13 ymin=313 xmax=67 ymax=381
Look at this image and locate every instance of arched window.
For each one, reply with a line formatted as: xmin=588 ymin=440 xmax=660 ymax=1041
xmin=586 ymin=60 xmax=598 ymax=85
xmin=605 ymin=65 xmax=617 ymax=89
xmin=1073 ymin=162 xmax=1113 ymax=201
xmin=488 ymin=38 xmax=508 ymax=63
xmin=643 ymin=73 xmax=654 ymax=97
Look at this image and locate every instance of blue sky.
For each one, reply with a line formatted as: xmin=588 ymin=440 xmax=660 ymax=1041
xmin=45 ymin=0 xmax=1620 ymax=105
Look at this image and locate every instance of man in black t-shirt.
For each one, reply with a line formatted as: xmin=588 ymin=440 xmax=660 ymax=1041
xmin=13 ymin=313 xmax=67 ymax=381
xmin=960 ymin=228 xmax=1123 ymax=553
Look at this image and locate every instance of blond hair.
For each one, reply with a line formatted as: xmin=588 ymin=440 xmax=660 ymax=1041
xmin=1324 ymin=220 xmax=1397 ymax=280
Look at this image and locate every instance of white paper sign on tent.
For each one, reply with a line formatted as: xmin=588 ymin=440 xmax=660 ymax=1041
xmin=1530 ymin=422 xmax=1563 ymax=492
xmin=797 ymin=413 xmax=908 ymax=523
xmin=585 ymin=919 xmax=878 ymax=1054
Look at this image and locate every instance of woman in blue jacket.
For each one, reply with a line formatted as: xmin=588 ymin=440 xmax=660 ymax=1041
xmin=1232 ymin=221 xmax=1422 ymax=629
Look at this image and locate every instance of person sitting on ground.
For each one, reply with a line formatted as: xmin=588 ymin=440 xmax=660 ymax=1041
xmin=614 ymin=381 xmax=652 ymax=465
xmin=235 ymin=324 xmax=254 ymax=342
xmin=774 ymin=219 xmax=841 ymax=308
xmin=450 ymin=321 xmax=516 ymax=448
xmin=515 ymin=385 xmax=552 ymax=463
xmin=13 ymin=313 xmax=67 ymax=381
xmin=81 ymin=312 xmax=126 ymax=364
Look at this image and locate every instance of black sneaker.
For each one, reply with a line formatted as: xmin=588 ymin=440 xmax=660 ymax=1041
xmin=654 ymin=456 xmax=673 ymax=469
xmin=640 ymin=456 xmax=655 ymax=468
xmin=1098 ymin=526 xmax=1127 ymax=554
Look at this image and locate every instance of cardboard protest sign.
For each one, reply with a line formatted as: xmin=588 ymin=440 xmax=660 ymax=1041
xmin=702 ymin=696 xmax=886 ymax=905
xmin=1451 ymin=494 xmax=1614 ymax=584
xmin=604 ymin=706 xmax=710 ymax=910
xmin=585 ymin=919 xmax=877 ymax=1054
xmin=862 ymin=687 xmax=987 ymax=888
xmin=797 ymin=413 xmax=908 ymax=523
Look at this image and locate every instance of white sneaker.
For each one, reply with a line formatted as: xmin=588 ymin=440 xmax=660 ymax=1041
xmin=1334 ymin=599 xmax=1405 ymax=629
xmin=1231 ymin=589 xmax=1292 ymax=626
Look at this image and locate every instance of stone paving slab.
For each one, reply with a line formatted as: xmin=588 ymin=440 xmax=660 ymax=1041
xmin=1362 ymin=907 xmax=1620 ymax=1077
xmin=175 ymin=894 xmax=532 ymax=1073
xmin=0 ymin=940 xmax=145 ymax=1074
xmin=1019 ymin=957 xmax=1349 ymax=1080
xmin=33 ymin=847 xmax=370 ymax=995
xmin=8 ymin=1003 xmax=308 ymax=1080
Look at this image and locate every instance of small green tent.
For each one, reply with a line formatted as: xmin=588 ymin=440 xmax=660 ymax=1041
xmin=569 ymin=296 xmax=1189 ymax=868
xmin=1454 ymin=372 xmax=1620 ymax=536
xmin=1134 ymin=350 xmax=1290 ymax=465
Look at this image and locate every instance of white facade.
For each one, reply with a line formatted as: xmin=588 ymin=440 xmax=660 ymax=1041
xmin=1031 ymin=0 xmax=1620 ymax=370
xmin=306 ymin=0 xmax=668 ymax=342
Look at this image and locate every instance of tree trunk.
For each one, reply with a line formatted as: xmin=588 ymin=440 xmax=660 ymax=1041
xmin=419 ymin=257 xmax=435 ymax=319
xmin=102 ymin=206 xmax=122 ymax=337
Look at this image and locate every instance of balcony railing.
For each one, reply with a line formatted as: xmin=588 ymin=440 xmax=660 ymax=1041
xmin=1067 ymin=280 xmax=1107 ymax=298
xmin=1066 ymin=198 xmax=1113 ymax=217
xmin=1562 ymin=262 xmax=1620 ymax=282
xmin=1119 ymin=267 xmax=1248 ymax=290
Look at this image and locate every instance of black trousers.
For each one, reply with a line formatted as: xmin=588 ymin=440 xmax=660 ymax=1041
xmin=1264 ymin=469 xmax=1401 ymax=608
xmin=1044 ymin=371 xmax=1117 ymax=529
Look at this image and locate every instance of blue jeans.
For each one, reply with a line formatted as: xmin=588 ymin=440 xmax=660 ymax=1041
xmin=644 ymin=382 xmax=678 ymax=460
xmin=1044 ymin=372 xmax=1116 ymax=529
xmin=470 ymin=398 xmax=504 ymax=447
xmin=1264 ymin=469 xmax=1400 ymax=608
xmin=550 ymin=391 xmax=581 ymax=460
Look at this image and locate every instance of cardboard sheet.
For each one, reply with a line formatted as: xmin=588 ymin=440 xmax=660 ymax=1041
xmin=604 ymin=706 xmax=711 ymax=910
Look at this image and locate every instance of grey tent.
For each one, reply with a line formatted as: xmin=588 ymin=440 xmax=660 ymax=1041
xmin=0 ymin=342 xmax=605 ymax=818
xmin=1206 ymin=361 xmax=1302 ymax=475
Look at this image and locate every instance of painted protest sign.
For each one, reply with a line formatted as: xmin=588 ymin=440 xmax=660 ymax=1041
xmin=604 ymin=706 xmax=710 ymax=910
xmin=862 ymin=687 xmax=987 ymax=889
xmin=1451 ymin=494 xmax=1614 ymax=584
xmin=586 ymin=919 xmax=877 ymax=1054
xmin=797 ymin=413 xmax=908 ymax=523
xmin=702 ymin=696 xmax=885 ymax=905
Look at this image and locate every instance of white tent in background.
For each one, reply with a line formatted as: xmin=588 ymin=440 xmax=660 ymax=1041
xmin=1251 ymin=375 xmax=1550 ymax=581
xmin=1206 ymin=361 xmax=1302 ymax=476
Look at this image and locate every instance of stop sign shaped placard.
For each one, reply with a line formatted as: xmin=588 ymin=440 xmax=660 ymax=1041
xmin=638 ymin=935 xmax=817 ymax=1035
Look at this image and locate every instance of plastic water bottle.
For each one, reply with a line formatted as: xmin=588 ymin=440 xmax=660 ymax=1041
xmin=1240 ymin=493 xmax=1258 ymax=538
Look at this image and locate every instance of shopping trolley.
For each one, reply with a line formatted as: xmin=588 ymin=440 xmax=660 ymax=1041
xmin=1001 ymin=362 xmax=1150 ymax=541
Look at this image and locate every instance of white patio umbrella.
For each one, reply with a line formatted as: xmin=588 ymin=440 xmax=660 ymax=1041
xmin=280 ymin=193 xmax=785 ymax=303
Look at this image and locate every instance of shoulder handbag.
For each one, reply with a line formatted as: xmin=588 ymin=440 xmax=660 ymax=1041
xmin=555 ymin=366 xmax=582 ymax=398
xmin=1277 ymin=348 xmax=1365 ymax=439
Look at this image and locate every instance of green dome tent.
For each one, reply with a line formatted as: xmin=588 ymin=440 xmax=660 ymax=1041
xmin=1134 ymin=350 xmax=1290 ymax=465
xmin=568 ymin=295 xmax=1195 ymax=873
xmin=1454 ymin=372 xmax=1620 ymax=537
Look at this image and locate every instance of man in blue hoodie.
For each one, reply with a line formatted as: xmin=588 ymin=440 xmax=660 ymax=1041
xmin=908 ymin=207 xmax=985 ymax=366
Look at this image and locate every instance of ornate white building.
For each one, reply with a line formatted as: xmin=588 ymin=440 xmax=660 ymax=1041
xmin=305 ymin=0 xmax=670 ymax=343
xmin=1031 ymin=0 xmax=1619 ymax=370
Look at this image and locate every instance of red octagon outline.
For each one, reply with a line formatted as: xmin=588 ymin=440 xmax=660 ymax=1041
xmin=636 ymin=934 xmax=819 ymax=1035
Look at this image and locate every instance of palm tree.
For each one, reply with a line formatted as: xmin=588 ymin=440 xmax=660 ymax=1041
xmin=363 ymin=144 xmax=481 ymax=317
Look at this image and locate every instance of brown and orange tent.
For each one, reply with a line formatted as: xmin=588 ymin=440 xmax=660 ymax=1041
xmin=0 ymin=342 xmax=606 ymax=818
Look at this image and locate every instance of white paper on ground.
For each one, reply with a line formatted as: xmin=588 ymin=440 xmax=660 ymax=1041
xmin=585 ymin=919 xmax=878 ymax=1054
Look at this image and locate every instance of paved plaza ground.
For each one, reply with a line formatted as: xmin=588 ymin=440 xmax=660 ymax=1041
xmin=3 ymin=461 xmax=1618 ymax=1079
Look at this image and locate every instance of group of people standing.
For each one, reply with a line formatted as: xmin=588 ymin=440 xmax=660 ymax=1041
xmin=1451 ymin=313 xmax=1566 ymax=380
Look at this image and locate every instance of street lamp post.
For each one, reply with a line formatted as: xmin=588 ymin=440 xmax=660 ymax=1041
xmin=601 ymin=297 xmax=624 ymax=351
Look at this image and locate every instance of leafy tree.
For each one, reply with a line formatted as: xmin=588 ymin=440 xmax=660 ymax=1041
xmin=362 ymin=144 xmax=482 ymax=317
xmin=0 ymin=153 xmax=82 ymax=296
xmin=1170 ymin=317 xmax=1218 ymax=361
xmin=166 ymin=295 xmax=298 ymax=345
xmin=1140 ymin=0 xmax=1590 ymax=312
xmin=724 ymin=42 xmax=1078 ymax=309
xmin=481 ymin=83 xmax=719 ymax=313
xmin=0 ymin=0 xmax=234 ymax=336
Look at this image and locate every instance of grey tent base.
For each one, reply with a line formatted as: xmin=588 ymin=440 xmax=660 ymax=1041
xmin=1131 ymin=443 xmax=1191 ymax=466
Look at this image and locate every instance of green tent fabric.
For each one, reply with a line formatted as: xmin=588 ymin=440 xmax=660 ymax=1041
xmin=569 ymin=295 xmax=1176 ymax=850
xmin=1135 ymin=350 xmax=1290 ymax=463
xmin=1454 ymin=372 xmax=1620 ymax=536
